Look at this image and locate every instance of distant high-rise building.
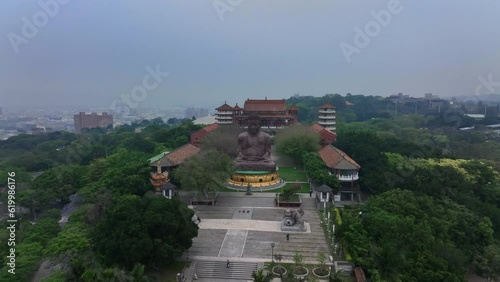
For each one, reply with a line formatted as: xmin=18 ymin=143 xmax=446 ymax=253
xmin=74 ymin=112 xmax=113 ymax=133
xmin=0 ymin=107 xmax=3 ymax=116
xmin=184 ymin=107 xmax=209 ymax=119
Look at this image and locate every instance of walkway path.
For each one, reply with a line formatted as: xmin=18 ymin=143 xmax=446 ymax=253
xmin=180 ymin=194 xmax=330 ymax=281
xmin=199 ymin=219 xmax=311 ymax=233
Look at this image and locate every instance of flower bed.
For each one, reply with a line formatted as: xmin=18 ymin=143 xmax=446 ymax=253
xmin=292 ymin=266 xmax=309 ymax=278
xmin=312 ymin=267 xmax=331 ymax=278
xmin=271 ymin=265 xmax=287 ymax=277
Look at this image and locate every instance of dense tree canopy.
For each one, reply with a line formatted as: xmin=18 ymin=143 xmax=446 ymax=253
xmin=338 ymin=190 xmax=494 ymax=282
xmin=303 ymin=152 xmax=340 ymax=190
xmin=275 ymin=125 xmax=321 ymax=165
xmin=201 ymin=124 xmax=242 ymax=158
xmin=93 ymin=195 xmax=198 ymax=268
xmin=173 ymin=150 xmax=234 ymax=198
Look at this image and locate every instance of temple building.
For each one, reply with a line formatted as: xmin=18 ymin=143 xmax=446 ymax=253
xmin=318 ymin=104 xmax=336 ymax=132
xmin=215 ymin=102 xmax=236 ymax=124
xmin=148 ymin=144 xmax=200 ymax=173
xmin=311 ymin=124 xmax=336 ymax=146
xmin=318 ymin=145 xmax=360 ymax=201
xmin=190 ymin=123 xmax=219 ymax=147
xmin=215 ymin=98 xmax=298 ymax=128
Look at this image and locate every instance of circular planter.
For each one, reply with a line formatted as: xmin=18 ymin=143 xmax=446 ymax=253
xmin=272 ymin=265 xmax=287 ymax=277
xmin=312 ymin=267 xmax=331 ymax=278
xmin=292 ymin=266 xmax=309 ymax=279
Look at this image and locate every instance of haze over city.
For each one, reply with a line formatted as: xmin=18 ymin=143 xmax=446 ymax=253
xmin=1 ymin=0 xmax=500 ymax=108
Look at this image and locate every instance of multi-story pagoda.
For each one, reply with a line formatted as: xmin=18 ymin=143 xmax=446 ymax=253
xmin=150 ymin=161 xmax=169 ymax=195
xmin=215 ymin=102 xmax=234 ymax=124
xmin=318 ymin=104 xmax=336 ymax=132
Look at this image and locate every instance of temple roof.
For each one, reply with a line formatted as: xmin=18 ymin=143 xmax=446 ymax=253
xmin=318 ymin=145 xmax=360 ymax=170
xmin=216 ymin=102 xmax=234 ymax=111
xmin=151 ymin=144 xmax=200 ymax=167
xmin=234 ymin=115 xmax=294 ymax=119
xmin=233 ymin=103 xmax=243 ymax=111
xmin=316 ymin=184 xmax=333 ymax=192
xmin=287 ymin=105 xmax=299 ymax=111
xmin=202 ymin=123 xmax=219 ymax=133
xmin=160 ymin=182 xmax=177 ymax=191
xmin=148 ymin=151 xmax=170 ymax=163
xmin=311 ymin=124 xmax=324 ymax=133
xmin=320 ymin=103 xmax=336 ymax=109
xmin=311 ymin=124 xmax=336 ymax=135
xmin=243 ymin=99 xmax=287 ymax=112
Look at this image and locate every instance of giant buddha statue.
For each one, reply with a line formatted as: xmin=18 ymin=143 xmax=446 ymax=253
xmin=235 ymin=114 xmax=276 ymax=172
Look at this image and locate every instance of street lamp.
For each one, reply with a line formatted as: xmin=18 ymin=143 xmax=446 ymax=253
xmin=271 ymin=243 xmax=275 ymax=262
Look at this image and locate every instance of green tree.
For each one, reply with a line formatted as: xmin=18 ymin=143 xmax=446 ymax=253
xmin=251 ymin=269 xmax=273 ymax=282
xmin=174 ymin=150 xmax=234 ymax=199
xmin=340 ymin=189 xmax=495 ymax=281
xmin=303 ymin=152 xmax=340 ymax=190
xmin=473 ymin=244 xmax=500 ymax=282
xmin=275 ymin=125 xmax=320 ymax=165
xmin=202 ymin=124 xmax=242 ymax=158
xmin=93 ymin=195 xmax=198 ymax=268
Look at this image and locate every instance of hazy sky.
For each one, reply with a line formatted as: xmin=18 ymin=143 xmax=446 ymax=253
xmin=1 ymin=0 xmax=500 ymax=109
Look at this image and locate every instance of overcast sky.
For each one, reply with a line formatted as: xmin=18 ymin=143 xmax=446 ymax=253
xmin=1 ymin=0 xmax=500 ymax=109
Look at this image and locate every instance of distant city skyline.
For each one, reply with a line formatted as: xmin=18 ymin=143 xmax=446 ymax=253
xmin=1 ymin=1 xmax=500 ymax=108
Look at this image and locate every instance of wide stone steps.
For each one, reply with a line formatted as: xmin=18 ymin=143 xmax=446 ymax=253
xmin=216 ymin=196 xmax=276 ymax=208
xmin=194 ymin=260 xmax=259 ymax=281
xmin=300 ymin=197 xmax=318 ymax=210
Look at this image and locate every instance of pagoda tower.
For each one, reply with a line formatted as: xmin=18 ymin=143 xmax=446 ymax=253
xmin=150 ymin=161 xmax=169 ymax=194
xmin=318 ymin=104 xmax=336 ymax=132
xmin=215 ymin=101 xmax=235 ymax=124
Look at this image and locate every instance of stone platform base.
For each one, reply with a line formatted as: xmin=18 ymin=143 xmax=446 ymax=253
xmin=230 ymin=171 xmax=279 ymax=185
xmin=281 ymin=222 xmax=307 ymax=232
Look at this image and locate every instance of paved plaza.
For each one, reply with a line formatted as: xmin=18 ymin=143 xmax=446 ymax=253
xmin=179 ymin=192 xmax=331 ymax=281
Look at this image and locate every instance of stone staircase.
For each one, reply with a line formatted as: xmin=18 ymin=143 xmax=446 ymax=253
xmin=216 ymin=196 xmax=276 ymax=208
xmin=300 ymin=196 xmax=317 ymax=210
xmin=194 ymin=260 xmax=261 ymax=281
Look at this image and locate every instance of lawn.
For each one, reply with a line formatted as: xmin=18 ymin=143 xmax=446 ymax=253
xmin=278 ymin=194 xmax=300 ymax=203
xmin=266 ymin=183 xmax=310 ymax=194
xmin=278 ymin=167 xmax=308 ymax=182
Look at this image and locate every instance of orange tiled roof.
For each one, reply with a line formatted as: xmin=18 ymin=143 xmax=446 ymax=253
xmin=287 ymin=105 xmax=299 ymax=111
xmin=311 ymin=124 xmax=324 ymax=133
xmin=216 ymin=102 xmax=234 ymax=111
xmin=161 ymin=144 xmax=200 ymax=166
xmin=202 ymin=123 xmax=219 ymax=133
xmin=244 ymin=99 xmax=287 ymax=112
xmin=318 ymin=145 xmax=360 ymax=170
xmin=233 ymin=103 xmax=243 ymax=111
xmin=320 ymin=103 xmax=335 ymax=109
xmin=310 ymin=124 xmax=335 ymax=135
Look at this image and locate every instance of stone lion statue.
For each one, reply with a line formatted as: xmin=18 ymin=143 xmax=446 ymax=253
xmin=283 ymin=206 xmax=305 ymax=227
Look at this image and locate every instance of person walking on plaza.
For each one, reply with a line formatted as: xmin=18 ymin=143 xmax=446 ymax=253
xmin=226 ymin=259 xmax=230 ymax=268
